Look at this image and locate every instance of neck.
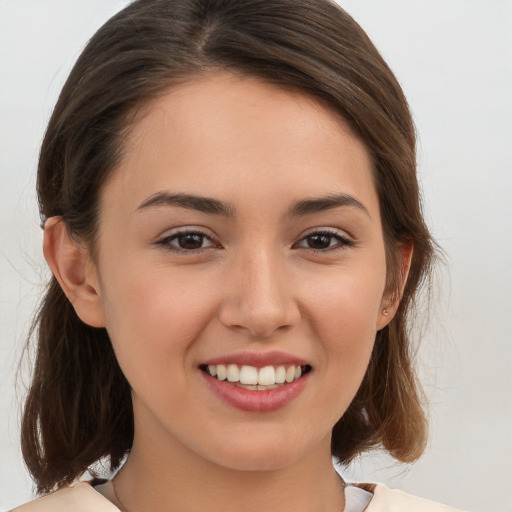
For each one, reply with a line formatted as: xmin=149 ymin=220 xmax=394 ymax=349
xmin=113 ymin=428 xmax=345 ymax=512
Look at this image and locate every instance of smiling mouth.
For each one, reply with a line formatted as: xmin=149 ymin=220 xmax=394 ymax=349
xmin=199 ymin=364 xmax=312 ymax=390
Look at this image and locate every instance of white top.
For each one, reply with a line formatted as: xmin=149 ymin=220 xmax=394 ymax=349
xmin=11 ymin=480 xmax=466 ymax=511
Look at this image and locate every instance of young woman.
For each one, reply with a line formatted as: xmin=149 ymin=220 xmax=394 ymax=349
xmin=13 ymin=1 xmax=466 ymax=511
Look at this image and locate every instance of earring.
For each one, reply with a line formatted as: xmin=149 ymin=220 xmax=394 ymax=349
xmin=382 ymin=308 xmax=388 ymax=316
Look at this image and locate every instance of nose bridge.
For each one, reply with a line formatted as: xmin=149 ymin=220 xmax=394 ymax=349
xmin=220 ymin=243 xmax=299 ymax=337
xmin=245 ymin=247 xmax=282 ymax=307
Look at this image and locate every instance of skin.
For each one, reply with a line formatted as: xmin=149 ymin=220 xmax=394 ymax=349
xmin=44 ymin=73 xmax=408 ymax=512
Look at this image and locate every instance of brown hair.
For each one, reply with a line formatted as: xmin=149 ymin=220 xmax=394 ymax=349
xmin=23 ymin=0 xmax=435 ymax=494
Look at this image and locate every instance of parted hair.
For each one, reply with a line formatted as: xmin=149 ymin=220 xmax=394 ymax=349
xmin=22 ymin=0 xmax=436 ymax=494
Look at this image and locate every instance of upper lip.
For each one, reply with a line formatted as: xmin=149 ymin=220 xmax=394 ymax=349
xmin=200 ymin=350 xmax=310 ymax=368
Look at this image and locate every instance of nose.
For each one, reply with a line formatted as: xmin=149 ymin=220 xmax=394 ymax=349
xmin=218 ymin=248 xmax=301 ymax=338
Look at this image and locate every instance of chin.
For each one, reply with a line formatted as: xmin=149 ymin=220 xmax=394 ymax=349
xmin=213 ymin=449 xmax=300 ymax=472
xmin=199 ymin=430 xmax=320 ymax=472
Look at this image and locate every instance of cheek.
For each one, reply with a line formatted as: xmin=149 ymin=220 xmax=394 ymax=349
xmin=305 ymin=261 xmax=386 ymax=335
xmin=99 ymin=268 xmax=218 ymax=374
xmin=302 ymin=263 xmax=385 ymax=401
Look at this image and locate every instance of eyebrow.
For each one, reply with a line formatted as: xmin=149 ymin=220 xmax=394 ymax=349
xmin=137 ymin=192 xmax=236 ymax=217
xmin=288 ymin=193 xmax=370 ymax=217
xmin=137 ymin=191 xmax=369 ymax=218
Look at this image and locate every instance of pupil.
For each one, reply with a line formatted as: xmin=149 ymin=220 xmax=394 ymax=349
xmin=179 ymin=233 xmax=203 ymax=249
xmin=308 ymin=234 xmax=331 ymax=249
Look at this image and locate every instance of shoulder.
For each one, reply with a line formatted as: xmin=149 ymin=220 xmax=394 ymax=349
xmin=11 ymin=482 xmax=120 ymax=512
xmin=364 ymin=484 xmax=466 ymax=512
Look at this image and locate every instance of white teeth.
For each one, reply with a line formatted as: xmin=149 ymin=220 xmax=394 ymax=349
xmin=239 ymin=365 xmax=258 ymax=385
xmin=285 ymin=366 xmax=295 ymax=383
xmin=238 ymin=383 xmax=280 ymax=390
xmin=216 ymin=364 xmax=227 ymax=381
xmin=205 ymin=364 xmax=306 ymax=386
xmin=227 ymin=364 xmax=240 ymax=382
xmin=275 ymin=365 xmax=286 ymax=384
xmin=258 ymin=366 xmax=276 ymax=386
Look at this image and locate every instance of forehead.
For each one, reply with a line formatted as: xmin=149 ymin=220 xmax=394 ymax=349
xmin=103 ymin=72 xmax=378 ymax=216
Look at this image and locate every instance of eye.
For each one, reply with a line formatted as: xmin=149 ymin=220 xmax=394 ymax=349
xmin=156 ymin=229 xmax=218 ymax=252
xmin=295 ymin=229 xmax=354 ymax=252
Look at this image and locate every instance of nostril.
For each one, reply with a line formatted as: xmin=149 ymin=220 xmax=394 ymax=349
xmin=217 ymin=282 xmax=301 ymax=337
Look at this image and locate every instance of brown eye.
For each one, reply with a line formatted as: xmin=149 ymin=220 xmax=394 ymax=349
xmin=305 ymin=234 xmax=333 ymax=249
xmin=295 ymin=230 xmax=354 ymax=252
xmin=176 ymin=233 xmax=205 ymax=250
xmin=157 ymin=230 xmax=217 ymax=252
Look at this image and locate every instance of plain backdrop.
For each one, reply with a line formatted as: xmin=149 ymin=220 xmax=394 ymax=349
xmin=1 ymin=1 xmax=511 ymax=511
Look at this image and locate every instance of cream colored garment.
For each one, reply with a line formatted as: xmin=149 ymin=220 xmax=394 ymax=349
xmin=11 ymin=480 xmax=466 ymax=512
xmin=11 ymin=482 xmax=119 ymax=512
xmin=365 ymin=485 xmax=466 ymax=512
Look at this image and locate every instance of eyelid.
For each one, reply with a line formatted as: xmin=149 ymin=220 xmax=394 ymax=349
xmin=293 ymin=227 xmax=355 ymax=251
xmin=154 ymin=226 xmax=221 ymax=252
xmin=152 ymin=225 xmax=354 ymax=254
xmin=299 ymin=226 xmax=353 ymax=238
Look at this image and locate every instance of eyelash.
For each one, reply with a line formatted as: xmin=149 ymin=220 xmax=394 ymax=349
xmin=155 ymin=228 xmax=354 ymax=254
xmin=155 ymin=229 xmax=219 ymax=253
xmin=293 ymin=229 xmax=355 ymax=253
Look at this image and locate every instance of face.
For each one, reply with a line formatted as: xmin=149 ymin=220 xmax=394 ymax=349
xmin=86 ymin=73 xmax=392 ymax=471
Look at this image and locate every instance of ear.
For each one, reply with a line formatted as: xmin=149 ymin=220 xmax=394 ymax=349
xmin=43 ymin=217 xmax=106 ymax=328
xmin=376 ymin=240 xmax=414 ymax=330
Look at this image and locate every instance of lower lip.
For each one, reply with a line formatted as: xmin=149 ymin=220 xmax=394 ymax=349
xmin=200 ymin=371 xmax=309 ymax=412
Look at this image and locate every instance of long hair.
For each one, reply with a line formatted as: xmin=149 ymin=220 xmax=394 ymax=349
xmin=22 ymin=0 xmax=435 ymax=493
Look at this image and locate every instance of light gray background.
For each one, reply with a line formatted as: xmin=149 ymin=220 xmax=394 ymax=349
xmin=1 ymin=1 xmax=511 ymax=511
